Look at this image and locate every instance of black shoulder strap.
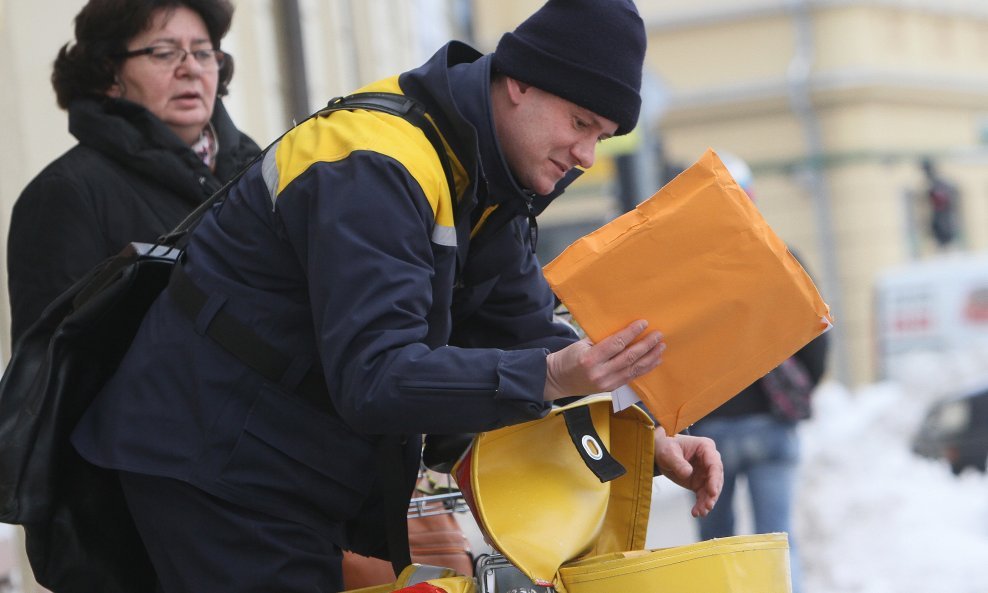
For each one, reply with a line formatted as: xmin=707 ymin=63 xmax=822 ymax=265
xmin=159 ymin=91 xmax=456 ymax=248
xmin=324 ymin=92 xmax=457 ymax=204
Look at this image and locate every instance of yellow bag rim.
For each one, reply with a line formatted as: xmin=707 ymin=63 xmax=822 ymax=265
xmin=558 ymin=533 xmax=790 ymax=583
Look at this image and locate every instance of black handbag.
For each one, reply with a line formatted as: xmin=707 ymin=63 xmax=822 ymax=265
xmin=0 ymin=92 xmax=453 ymax=592
xmin=0 ymin=242 xmax=179 ymax=593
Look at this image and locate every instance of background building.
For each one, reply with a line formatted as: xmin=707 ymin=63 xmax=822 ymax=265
xmin=472 ymin=0 xmax=988 ymax=386
xmin=11 ymin=0 xmax=986 ymax=380
xmin=642 ymin=0 xmax=988 ymax=386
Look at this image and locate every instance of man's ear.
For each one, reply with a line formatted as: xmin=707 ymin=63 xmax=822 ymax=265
xmin=504 ymin=76 xmax=531 ymax=105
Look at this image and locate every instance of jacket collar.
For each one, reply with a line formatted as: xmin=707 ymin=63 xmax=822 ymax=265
xmin=68 ymin=96 xmax=252 ymax=199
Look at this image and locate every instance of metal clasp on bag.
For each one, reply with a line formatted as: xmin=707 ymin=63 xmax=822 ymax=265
xmin=476 ymin=553 xmax=554 ymax=593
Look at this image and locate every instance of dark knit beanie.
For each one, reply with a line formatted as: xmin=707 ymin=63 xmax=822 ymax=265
xmin=492 ymin=0 xmax=646 ymax=136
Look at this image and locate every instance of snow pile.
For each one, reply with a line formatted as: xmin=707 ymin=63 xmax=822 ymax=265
xmin=799 ymin=375 xmax=988 ymax=593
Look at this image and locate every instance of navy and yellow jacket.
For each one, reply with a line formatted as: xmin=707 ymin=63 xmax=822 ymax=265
xmin=72 ymin=42 xmax=579 ymax=551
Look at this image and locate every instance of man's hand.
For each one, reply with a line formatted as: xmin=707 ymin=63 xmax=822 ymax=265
xmin=653 ymin=426 xmax=723 ymax=518
xmin=544 ymin=320 xmax=665 ymax=401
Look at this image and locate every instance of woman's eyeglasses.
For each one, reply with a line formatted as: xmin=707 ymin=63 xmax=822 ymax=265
xmin=115 ymin=46 xmax=226 ymax=70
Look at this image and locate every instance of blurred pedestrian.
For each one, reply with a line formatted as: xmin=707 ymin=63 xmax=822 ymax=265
xmin=690 ymin=151 xmax=829 ymax=593
xmin=7 ymin=0 xmax=260 ymax=344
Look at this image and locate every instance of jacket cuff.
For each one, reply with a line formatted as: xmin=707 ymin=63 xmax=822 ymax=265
xmin=493 ymin=348 xmax=551 ymax=422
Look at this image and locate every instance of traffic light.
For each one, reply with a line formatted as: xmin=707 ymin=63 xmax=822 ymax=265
xmin=921 ymin=159 xmax=959 ymax=248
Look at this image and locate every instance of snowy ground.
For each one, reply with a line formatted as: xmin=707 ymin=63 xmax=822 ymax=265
xmin=797 ymin=351 xmax=988 ymax=593
xmin=648 ymin=348 xmax=988 ymax=593
xmin=462 ymin=349 xmax=988 ymax=592
xmin=798 ymin=385 xmax=988 ymax=593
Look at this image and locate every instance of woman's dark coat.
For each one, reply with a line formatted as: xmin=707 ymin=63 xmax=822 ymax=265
xmin=7 ymin=96 xmax=260 ymax=342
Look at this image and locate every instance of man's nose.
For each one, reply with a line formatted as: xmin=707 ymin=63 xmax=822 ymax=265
xmin=572 ymin=138 xmax=596 ymax=169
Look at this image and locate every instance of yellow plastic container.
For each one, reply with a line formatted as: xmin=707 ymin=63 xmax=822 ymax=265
xmin=454 ymin=395 xmax=793 ymax=593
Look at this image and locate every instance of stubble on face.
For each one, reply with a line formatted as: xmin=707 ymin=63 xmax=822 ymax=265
xmin=492 ymin=78 xmax=618 ymax=196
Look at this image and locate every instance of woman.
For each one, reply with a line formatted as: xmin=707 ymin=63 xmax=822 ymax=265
xmin=7 ymin=0 xmax=260 ymax=343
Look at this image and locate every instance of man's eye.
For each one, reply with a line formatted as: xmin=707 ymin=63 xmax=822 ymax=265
xmin=574 ymin=118 xmax=589 ymax=130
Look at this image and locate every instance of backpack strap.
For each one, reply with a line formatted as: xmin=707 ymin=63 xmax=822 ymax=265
xmin=322 ymin=93 xmax=456 ymax=205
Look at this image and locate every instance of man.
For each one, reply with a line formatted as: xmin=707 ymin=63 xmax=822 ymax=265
xmin=72 ymin=1 xmax=723 ymax=590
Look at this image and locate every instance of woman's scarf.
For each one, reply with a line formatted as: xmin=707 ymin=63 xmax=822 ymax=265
xmin=190 ymin=121 xmax=219 ymax=170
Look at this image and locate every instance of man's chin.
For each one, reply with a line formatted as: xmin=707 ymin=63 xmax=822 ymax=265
xmin=531 ymin=177 xmax=563 ymax=196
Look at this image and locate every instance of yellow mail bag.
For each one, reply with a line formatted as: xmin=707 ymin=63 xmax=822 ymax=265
xmin=557 ymin=533 xmax=792 ymax=593
xmin=454 ymin=395 xmax=655 ymax=587
xmin=454 ymin=395 xmax=792 ymax=593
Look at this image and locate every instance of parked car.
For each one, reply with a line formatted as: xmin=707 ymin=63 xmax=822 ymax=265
xmin=912 ymin=385 xmax=988 ymax=474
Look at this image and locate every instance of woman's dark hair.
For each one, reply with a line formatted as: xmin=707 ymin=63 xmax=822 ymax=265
xmin=51 ymin=0 xmax=235 ymax=109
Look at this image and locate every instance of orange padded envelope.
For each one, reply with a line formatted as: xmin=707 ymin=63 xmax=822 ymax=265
xmin=543 ymin=149 xmax=833 ymax=434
